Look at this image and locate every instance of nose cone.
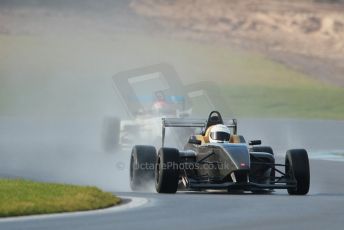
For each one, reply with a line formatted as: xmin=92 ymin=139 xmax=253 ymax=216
xmin=221 ymin=144 xmax=250 ymax=170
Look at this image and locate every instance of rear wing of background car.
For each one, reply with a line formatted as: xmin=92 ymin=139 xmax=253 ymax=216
xmin=112 ymin=63 xmax=230 ymax=118
xmin=112 ymin=63 xmax=189 ymax=117
xmin=161 ymin=118 xmax=237 ymax=147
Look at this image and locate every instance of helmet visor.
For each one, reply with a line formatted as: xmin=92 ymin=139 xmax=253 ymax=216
xmin=210 ymin=131 xmax=230 ymax=141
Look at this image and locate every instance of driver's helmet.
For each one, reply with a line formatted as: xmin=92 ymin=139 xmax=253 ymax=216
xmin=209 ymin=124 xmax=231 ymax=143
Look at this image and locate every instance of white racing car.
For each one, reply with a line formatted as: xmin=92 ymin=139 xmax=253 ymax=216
xmin=104 ymin=63 xmax=229 ymax=152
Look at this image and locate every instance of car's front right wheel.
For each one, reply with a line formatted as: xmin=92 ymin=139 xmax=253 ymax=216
xmin=285 ymin=149 xmax=310 ymax=195
xmin=155 ymin=147 xmax=180 ymax=193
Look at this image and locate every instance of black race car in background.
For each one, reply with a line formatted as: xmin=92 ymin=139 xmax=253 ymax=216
xmin=130 ymin=111 xmax=310 ymax=195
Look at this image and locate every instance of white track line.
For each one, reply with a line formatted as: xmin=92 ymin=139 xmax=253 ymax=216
xmin=0 ymin=196 xmax=148 ymax=222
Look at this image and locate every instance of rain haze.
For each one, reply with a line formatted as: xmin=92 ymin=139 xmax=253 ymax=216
xmin=1 ymin=0 xmax=344 ymax=192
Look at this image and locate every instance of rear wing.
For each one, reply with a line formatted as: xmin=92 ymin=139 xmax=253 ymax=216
xmin=161 ymin=118 xmax=238 ymax=147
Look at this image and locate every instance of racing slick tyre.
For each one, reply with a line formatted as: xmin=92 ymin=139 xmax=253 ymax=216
xmin=155 ymin=147 xmax=180 ymax=193
xmin=285 ymin=149 xmax=310 ymax=195
xmin=130 ymin=145 xmax=157 ymax=191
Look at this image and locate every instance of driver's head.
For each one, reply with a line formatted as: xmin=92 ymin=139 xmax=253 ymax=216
xmin=155 ymin=90 xmax=165 ymax=101
xmin=209 ymin=124 xmax=231 ymax=143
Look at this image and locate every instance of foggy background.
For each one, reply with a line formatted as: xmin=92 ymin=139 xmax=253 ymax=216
xmin=1 ymin=0 xmax=344 ymax=191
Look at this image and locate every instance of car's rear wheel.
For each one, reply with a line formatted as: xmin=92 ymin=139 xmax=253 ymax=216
xmin=130 ymin=145 xmax=157 ymax=191
xmin=155 ymin=147 xmax=180 ymax=193
xmin=285 ymin=149 xmax=310 ymax=195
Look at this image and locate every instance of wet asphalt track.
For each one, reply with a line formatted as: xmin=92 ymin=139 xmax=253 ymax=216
xmin=1 ymin=1 xmax=344 ymax=229
xmin=1 ymin=158 xmax=344 ymax=230
xmin=1 ymin=119 xmax=344 ymax=230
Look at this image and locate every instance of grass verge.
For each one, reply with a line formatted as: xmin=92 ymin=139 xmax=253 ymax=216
xmin=0 ymin=178 xmax=120 ymax=217
xmin=0 ymin=33 xmax=343 ymax=119
xmin=221 ymin=85 xmax=344 ymax=119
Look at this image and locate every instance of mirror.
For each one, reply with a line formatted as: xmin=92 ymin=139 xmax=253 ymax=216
xmin=188 ymin=138 xmax=202 ymax=145
xmin=249 ymin=140 xmax=262 ymax=146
